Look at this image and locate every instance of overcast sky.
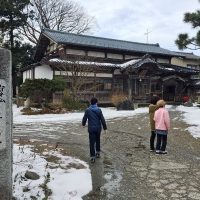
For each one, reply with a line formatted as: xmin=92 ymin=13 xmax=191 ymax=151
xmin=74 ymin=0 xmax=199 ymax=54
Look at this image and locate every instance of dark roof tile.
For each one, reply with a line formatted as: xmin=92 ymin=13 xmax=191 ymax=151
xmin=43 ymin=28 xmax=180 ymax=57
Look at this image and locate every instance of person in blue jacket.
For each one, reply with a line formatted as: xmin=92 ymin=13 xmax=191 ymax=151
xmin=82 ymin=97 xmax=107 ymax=163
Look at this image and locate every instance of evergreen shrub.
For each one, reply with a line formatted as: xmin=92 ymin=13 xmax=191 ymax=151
xmin=19 ymin=79 xmax=66 ymax=104
xmin=62 ymin=89 xmax=87 ymax=110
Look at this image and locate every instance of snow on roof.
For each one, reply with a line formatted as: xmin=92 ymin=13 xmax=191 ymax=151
xmin=49 ymin=58 xmax=118 ymax=67
xmin=49 ymin=58 xmax=142 ymax=68
xmin=164 ymin=68 xmax=175 ymax=71
xmin=120 ymin=59 xmax=141 ymax=68
xmin=196 ymin=81 xmax=200 ymax=85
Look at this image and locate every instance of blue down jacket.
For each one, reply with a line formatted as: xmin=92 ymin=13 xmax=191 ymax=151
xmin=82 ymin=104 xmax=107 ymax=132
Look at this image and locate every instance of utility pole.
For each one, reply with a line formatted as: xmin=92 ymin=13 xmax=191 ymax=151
xmin=144 ymin=29 xmax=152 ymax=43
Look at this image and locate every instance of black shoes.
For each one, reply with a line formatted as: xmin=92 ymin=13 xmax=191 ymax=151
xmin=90 ymin=158 xmax=95 ymax=163
xmin=155 ymin=150 xmax=161 ymax=154
xmin=155 ymin=150 xmax=168 ymax=154
xmin=90 ymin=152 xmax=101 ymax=163
xmin=96 ymin=153 xmax=100 ymax=158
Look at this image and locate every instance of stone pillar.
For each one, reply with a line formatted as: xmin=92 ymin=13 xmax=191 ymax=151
xmin=0 ymin=48 xmax=12 ymax=199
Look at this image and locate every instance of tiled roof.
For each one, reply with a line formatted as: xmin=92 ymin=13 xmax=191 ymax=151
xmin=21 ymin=55 xmax=199 ymax=76
xmin=191 ymin=80 xmax=200 ymax=88
xmin=43 ymin=28 xmax=180 ymax=57
xmin=47 ymin=56 xmax=199 ymax=75
xmin=174 ymin=51 xmax=200 ymax=60
xmin=160 ymin=63 xmax=199 ymax=74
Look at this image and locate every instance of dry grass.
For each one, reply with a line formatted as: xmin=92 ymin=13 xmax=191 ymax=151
xmin=21 ymin=106 xmax=69 ymax=115
xmin=111 ymin=94 xmax=128 ymax=106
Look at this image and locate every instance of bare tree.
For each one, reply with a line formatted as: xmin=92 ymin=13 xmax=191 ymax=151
xmin=47 ymin=56 xmax=98 ymax=101
xmin=22 ymin=0 xmax=95 ymax=44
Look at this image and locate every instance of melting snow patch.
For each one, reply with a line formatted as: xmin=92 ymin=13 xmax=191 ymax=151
xmin=101 ymin=171 xmax=122 ymax=198
xmin=13 ymin=144 xmax=92 ymax=200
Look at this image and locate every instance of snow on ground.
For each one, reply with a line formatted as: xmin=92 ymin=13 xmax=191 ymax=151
xmin=13 ymin=104 xmax=148 ymax=124
xmin=175 ymin=104 xmax=200 ymax=138
xmin=13 ymin=103 xmax=200 ymax=199
xmin=13 ymin=144 xmax=92 ymax=200
xmin=12 ymin=104 xmax=149 ymax=200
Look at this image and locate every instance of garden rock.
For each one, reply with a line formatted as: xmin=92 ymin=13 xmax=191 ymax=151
xmin=25 ymin=171 xmax=40 ymax=180
xmin=183 ymin=102 xmax=193 ymax=107
xmin=116 ymin=100 xmax=134 ymax=110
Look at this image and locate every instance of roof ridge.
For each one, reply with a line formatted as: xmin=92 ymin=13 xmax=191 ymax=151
xmin=43 ymin=28 xmax=160 ymax=47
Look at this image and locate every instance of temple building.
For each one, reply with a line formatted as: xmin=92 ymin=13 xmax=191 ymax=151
xmin=21 ymin=28 xmax=200 ymax=103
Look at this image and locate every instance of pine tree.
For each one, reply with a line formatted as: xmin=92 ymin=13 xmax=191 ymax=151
xmin=0 ymin=0 xmax=32 ymax=49
xmin=0 ymin=0 xmax=33 ymax=95
xmin=0 ymin=0 xmax=32 ymax=66
xmin=175 ymin=8 xmax=200 ymax=50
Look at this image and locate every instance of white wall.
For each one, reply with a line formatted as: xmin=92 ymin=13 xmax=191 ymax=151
xmin=88 ymin=51 xmax=105 ymax=58
xmin=23 ymin=69 xmax=32 ymax=82
xmin=171 ymin=57 xmax=200 ymax=67
xmin=107 ymin=53 xmax=123 ymax=60
xmin=23 ymin=65 xmax=53 ymax=82
xmin=96 ymin=73 xmax=112 ymax=78
xmin=157 ymin=58 xmax=170 ymax=64
xmin=35 ymin=65 xmax=53 ymax=80
xmin=55 ymin=71 xmax=112 ymax=78
xmin=125 ymin=55 xmax=139 ymax=60
xmin=66 ymin=49 xmax=86 ymax=56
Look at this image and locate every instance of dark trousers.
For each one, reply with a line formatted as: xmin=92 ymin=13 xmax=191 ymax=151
xmin=156 ymin=134 xmax=167 ymax=151
xmin=150 ymin=131 xmax=156 ymax=150
xmin=89 ymin=131 xmax=101 ymax=158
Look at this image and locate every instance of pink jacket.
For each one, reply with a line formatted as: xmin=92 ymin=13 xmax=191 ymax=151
xmin=154 ymin=107 xmax=170 ymax=131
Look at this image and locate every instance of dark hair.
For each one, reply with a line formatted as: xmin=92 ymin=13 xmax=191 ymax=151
xmin=91 ymin=97 xmax=98 ymax=105
xmin=150 ymin=95 xmax=160 ymax=105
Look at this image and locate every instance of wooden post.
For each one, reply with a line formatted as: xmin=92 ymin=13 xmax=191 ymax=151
xmin=162 ymin=84 xmax=164 ymax=99
xmin=174 ymin=81 xmax=177 ymax=102
xmin=134 ymin=78 xmax=137 ymax=95
xmin=94 ymin=73 xmax=96 ymax=97
xmin=0 ymin=48 xmax=12 ymax=199
xmin=128 ymin=75 xmax=132 ymax=100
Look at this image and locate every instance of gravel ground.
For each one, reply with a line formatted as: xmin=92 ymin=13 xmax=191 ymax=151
xmin=13 ymin=107 xmax=200 ymax=200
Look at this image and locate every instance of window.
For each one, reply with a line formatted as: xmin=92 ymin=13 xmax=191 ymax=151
xmin=114 ymin=78 xmax=123 ymax=91
xmin=156 ymin=84 xmax=161 ymax=90
xmin=143 ymin=84 xmax=149 ymax=94
xmin=191 ymin=75 xmax=200 ymax=79
xmin=49 ymin=43 xmax=57 ymax=52
xmin=151 ymin=83 xmax=161 ymax=92
xmin=187 ymin=64 xmax=198 ymax=69
xmin=96 ymin=79 xmax=112 ymax=91
xmin=104 ymin=83 xmax=112 ymax=90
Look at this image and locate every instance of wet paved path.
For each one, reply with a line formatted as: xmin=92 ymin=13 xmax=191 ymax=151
xmin=13 ymin=107 xmax=200 ymax=199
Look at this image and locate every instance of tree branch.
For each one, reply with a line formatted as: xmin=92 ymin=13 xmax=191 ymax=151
xmin=21 ymin=0 xmax=95 ymax=44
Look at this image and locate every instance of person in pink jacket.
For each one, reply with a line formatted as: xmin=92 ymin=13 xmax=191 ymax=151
xmin=154 ymin=99 xmax=170 ymax=154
